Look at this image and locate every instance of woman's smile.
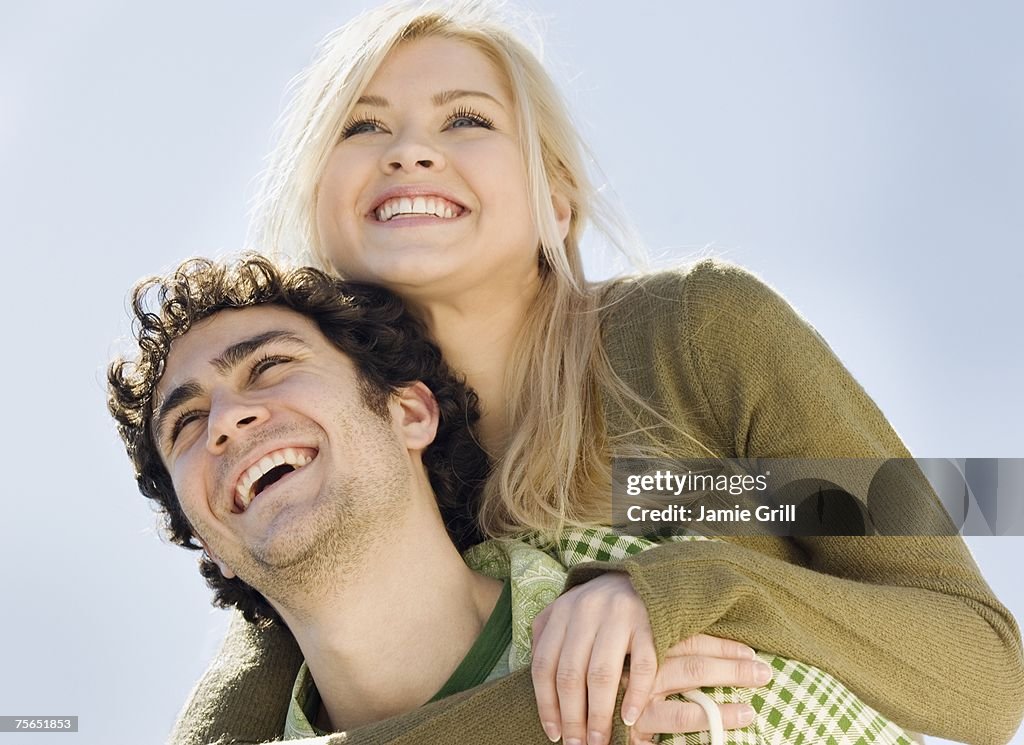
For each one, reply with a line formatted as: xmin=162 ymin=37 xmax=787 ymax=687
xmin=367 ymin=185 xmax=469 ymax=225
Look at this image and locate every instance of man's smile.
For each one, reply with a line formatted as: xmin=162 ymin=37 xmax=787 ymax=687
xmin=232 ymin=446 xmax=319 ymax=513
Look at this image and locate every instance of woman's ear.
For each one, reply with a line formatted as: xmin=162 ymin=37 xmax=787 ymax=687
xmin=200 ymin=540 xmax=237 ymax=579
xmin=551 ymin=189 xmax=572 ymax=242
xmin=389 ymin=381 xmax=440 ymax=452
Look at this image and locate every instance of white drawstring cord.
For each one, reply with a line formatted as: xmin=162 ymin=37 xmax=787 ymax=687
xmin=682 ymin=689 xmax=725 ymax=745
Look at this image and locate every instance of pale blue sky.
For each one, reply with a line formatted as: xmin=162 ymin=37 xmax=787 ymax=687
xmin=1 ymin=2 xmax=1021 ymax=744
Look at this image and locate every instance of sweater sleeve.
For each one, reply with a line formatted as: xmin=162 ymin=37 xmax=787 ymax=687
xmin=168 ymin=611 xmax=303 ymax=744
xmin=339 ymin=670 xmax=559 ymax=745
xmin=579 ymin=261 xmax=1024 ymax=744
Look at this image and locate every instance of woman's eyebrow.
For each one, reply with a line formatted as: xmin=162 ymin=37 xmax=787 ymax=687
xmin=354 ymin=89 xmax=505 ymax=109
xmin=355 ymin=94 xmax=389 ymax=108
xmin=431 ymin=89 xmax=504 ymax=108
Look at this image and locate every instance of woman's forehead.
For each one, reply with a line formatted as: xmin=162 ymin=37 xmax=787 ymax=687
xmin=364 ymin=36 xmax=513 ymax=104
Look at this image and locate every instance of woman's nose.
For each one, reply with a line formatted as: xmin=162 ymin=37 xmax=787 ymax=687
xmin=381 ymin=131 xmax=446 ymax=173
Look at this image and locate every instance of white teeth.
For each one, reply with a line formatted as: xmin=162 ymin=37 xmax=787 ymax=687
xmin=374 ymin=195 xmax=463 ymax=222
xmin=234 ymin=448 xmax=315 ymax=511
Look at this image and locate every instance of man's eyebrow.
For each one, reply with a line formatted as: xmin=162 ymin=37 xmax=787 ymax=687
xmin=152 ymin=330 xmax=309 ymax=443
xmin=354 ymin=90 xmax=505 ymax=109
xmin=210 ymin=330 xmax=309 ymax=375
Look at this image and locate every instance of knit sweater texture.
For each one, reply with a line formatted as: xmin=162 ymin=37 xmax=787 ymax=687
xmin=167 ymin=260 xmax=1024 ymax=745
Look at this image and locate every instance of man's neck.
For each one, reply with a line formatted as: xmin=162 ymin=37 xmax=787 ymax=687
xmin=276 ymin=503 xmax=504 ymax=731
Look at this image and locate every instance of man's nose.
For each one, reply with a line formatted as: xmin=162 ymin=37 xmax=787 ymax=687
xmin=381 ymin=131 xmax=446 ymax=173
xmin=206 ymin=393 xmax=269 ymax=453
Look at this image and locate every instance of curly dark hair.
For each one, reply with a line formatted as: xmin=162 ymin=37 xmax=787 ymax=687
xmin=108 ymin=255 xmax=488 ymax=625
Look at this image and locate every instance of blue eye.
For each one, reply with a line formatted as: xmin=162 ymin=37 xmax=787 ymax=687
xmin=446 ymin=107 xmax=494 ymax=130
xmin=341 ymin=116 xmax=387 ymax=139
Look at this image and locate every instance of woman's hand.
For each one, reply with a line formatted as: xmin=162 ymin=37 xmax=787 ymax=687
xmin=626 ymin=636 xmax=769 ymax=745
xmin=531 ymin=572 xmax=770 ymax=745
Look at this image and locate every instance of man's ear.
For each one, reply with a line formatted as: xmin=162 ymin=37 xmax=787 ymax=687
xmin=551 ymin=188 xmax=572 ymax=243
xmin=199 ymin=540 xmax=236 ymax=579
xmin=389 ymin=381 xmax=440 ymax=452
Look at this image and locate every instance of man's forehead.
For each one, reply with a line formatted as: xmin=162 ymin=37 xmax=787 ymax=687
xmin=156 ymin=305 xmax=319 ymax=393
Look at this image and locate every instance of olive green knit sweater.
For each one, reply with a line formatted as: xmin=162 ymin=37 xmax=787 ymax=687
xmin=168 ymin=261 xmax=1023 ymax=745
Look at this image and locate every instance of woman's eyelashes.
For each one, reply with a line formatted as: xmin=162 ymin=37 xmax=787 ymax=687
xmin=340 ymin=106 xmax=495 ymax=140
xmin=341 ymin=115 xmax=388 ymax=138
xmin=444 ymin=106 xmax=494 ymax=130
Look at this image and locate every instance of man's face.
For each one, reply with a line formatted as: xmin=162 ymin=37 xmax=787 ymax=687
xmin=152 ymin=305 xmax=412 ymax=593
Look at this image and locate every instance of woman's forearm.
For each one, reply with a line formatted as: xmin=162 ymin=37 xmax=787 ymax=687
xmin=564 ymin=536 xmax=1024 ymax=744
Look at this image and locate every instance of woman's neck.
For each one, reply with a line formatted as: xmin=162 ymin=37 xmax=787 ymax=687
xmin=410 ymin=274 xmax=540 ymax=453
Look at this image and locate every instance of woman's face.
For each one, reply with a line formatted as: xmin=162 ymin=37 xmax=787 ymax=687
xmin=316 ymin=37 xmax=554 ymax=302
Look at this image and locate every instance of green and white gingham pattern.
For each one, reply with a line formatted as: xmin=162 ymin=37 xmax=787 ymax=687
xmin=473 ymin=528 xmax=913 ymax=745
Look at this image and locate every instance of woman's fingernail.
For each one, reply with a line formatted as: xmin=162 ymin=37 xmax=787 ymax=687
xmin=622 ymin=707 xmax=640 ymax=726
xmin=588 ymin=731 xmax=605 ymax=745
xmin=754 ymin=662 xmax=772 ymax=684
xmin=739 ymin=705 xmax=756 ymax=725
xmin=542 ymin=722 xmax=560 ymax=742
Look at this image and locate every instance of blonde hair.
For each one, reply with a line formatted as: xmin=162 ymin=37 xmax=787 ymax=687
xmin=250 ymin=0 xmax=710 ymax=537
